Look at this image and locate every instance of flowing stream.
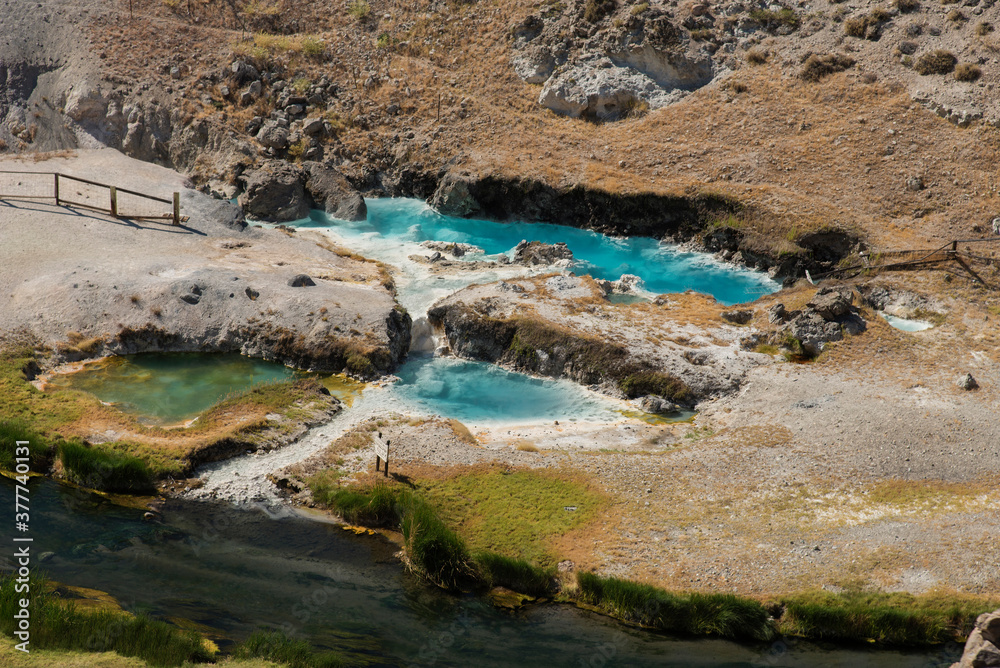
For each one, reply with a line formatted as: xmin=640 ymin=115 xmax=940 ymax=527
xmin=0 ymin=477 xmax=954 ymax=668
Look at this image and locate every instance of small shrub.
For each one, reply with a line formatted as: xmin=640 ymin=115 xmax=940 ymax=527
xmin=975 ymin=21 xmax=994 ymax=36
xmin=291 ymin=77 xmax=310 ymax=93
xmin=234 ymin=629 xmax=345 ymax=668
xmin=914 ymin=49 xmax=957 ymax=75
xmin=947 ymin=8 xmax=966 ymax=21
xmin=621 ymin=96 xmax=650 ymax=119
xmin=690 ymin=28 xmax=714 ymax=40
xmin=584 ymin=0 xmax=616 ymax=23
xmin=749 ymin=7 xmax=801 ymax=32
xmin=302 ymin=36 xmax=324 ymax=57
xmin=347 ymin=0 xmax=369 ymax=20
xmin=845 ymin=10 xmax=888 ymax=38
xmin=894 ymin=0 xmax=920 ymax=12
xmin=954 ymin=63 xmax=982 ymax=81
xmin=844 ymin=16 xmax=867 ymax=36
xmin=800 ymin=53 xmax=856 ymax=81
xmin=746 ymin=48 xmax=769 ymax=65
xmin=59 ymin=441 xmax=156 ymax=494
xmin=630 ymin=2 xmax=649 ymax=15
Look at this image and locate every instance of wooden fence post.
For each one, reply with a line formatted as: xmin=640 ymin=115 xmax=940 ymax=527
xmin=173 ymin=192 xmax=180 ymax=226
xmin=109 ymin=186 xmax=118 ymax=217
xmin=53 ymin=173 xmax=59 ymax=205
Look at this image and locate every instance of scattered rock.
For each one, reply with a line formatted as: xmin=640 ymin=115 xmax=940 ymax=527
xmin=255 ymin=121 xmax=290 ymax=150
xmin=179 ymin=292 xmax=201 ymax=305
xmin=511 ymin=240 xmax=574 ymax=266
xmin=244 ymin=287 xmax=260 ymax=301
xmin=512 ymin=45 xmax=556 ymax=84
xmin=957 ymin=373 xmax=979 ymax=391
xmin=288 ymin=274 xmax=316 ymax=287
xmin=786 ymin=312 xmax=843 ymax=355
xmin=768 ymin=303 xmax=789 ymax=324
xmin=993 ymin=217 xmax=1000 ymax=236
xmin=230 ymin=59 xmax=260 ymax=85
xmin=721 ymin=309 xmax=753 ymax=325
xmin=597 ymin=274 xmax=644 ymax=295
xmin=420 ymin=240 xmax=483 ymax=257
xmin=638 ymin=395 xmax=680 ymax=414
xmin=906 ymin=175 xmax=925 ymax=191
xmin=807 ymin=287 xmax=853 ymax=319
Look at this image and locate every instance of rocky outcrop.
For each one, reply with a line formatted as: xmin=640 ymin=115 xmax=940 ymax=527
xmin=303 ymin=162 xmax=367 ymax=221
xmin=430 ymin=171 xmax=481 ymax=216
xmin=511 ymin=240 xmax=574 ymax=266
xmin=511 ymin=5 xmax=718 ymax=120
xmin=772 ymin=287 xmax=866 ymax=356
xmin=950 ymin=610 xmax=1000 ymax=668
xmin=596 ymin=274 xmax=644 ymax=295
xmin=237 ymin=160 xmax=311 ymax=221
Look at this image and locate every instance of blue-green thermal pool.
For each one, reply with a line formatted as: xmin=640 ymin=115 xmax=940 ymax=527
xmin=47 ymin=354 xmax=366 ymax=425
xmin=292 ymin=198 xmax=780 ymax=308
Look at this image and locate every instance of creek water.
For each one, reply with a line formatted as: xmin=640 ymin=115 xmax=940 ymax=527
xmin=294 ymin=197 xmax=780 ymax=313
xmin=0 ymin=477 xmax=954 ymax=668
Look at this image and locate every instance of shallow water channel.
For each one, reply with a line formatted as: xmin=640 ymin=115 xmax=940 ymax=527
xmin=1 ymin=477 xmax=955 ymax=668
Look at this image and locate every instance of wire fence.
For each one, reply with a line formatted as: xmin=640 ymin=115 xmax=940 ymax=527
xmin=0 ymin=170 xmax=183 ymax=225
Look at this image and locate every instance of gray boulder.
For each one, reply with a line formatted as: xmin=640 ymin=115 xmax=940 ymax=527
xmin=951 ymin=610 xmax=1000 ymax=668
xmin=238 ymin=161 xmax=310 ymax=222
xmin=302 ymin=162 xmax=367 ymax=221
xmin=786 ymin=312 xmax=843 ymax=356
xmin=958 ymin=373 xmax=979 ymax=391
xmin=255 ymin=121 xmax=289 ymax=150
xmin=638 ymin=395 xmax=680 ymax=414
xmin=512 ymin=45 xmax=556 ymax=84
xmin=511 ymin=240 xmax=574 ymax=266
xmin=288 ymin=274 xmax=316 ymax=287
xmin=807 ymin=287 xmax=853 ymax=319
xmin=721 ymin=309 xmax=753 ymax=325
xmin=230 ymin=60 xmax=260 ymax=85
xmin=597 ymin=274 xmax=645 ymax=295
xmin=430 ymin=172 xmax=481 ymax=217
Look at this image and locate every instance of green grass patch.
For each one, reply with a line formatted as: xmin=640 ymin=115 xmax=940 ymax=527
xmin=59 ymin=441 xmax=156 ymax=495
xmin=474 ymin=552 xmax=555 ymax=598
xmin=0 ymin=345 xmax=92 ymax=435
xmin=577 ymin=572 xmax=775 ymax=641
xmin=0 ymin=419 xmax=55 ymax=473
xmin=416 ymin=468 xmax=606 ymax=565
xmin=777 ymin=590 xmax=999 ymax=645
xmin=0 ymin=573 xmax=212 ymax=666
xmin=233 ymin=629 xmax=344 ymax=667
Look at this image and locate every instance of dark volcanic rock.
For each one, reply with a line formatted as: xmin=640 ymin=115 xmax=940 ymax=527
xmin=303 ymin=162 xmax=367 ymax=221
xmin=237 ymin=161 xmax=310 ymax=222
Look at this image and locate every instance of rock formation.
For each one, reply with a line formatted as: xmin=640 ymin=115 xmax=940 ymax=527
xmin=951 ymin=610 xmax=1000 ymax=668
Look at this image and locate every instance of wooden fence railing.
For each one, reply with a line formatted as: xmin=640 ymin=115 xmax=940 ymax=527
xmin=0 ymin=170 xmax=183 ymax=225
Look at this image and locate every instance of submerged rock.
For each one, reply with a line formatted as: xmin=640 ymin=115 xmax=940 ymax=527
xmin=638 ymin=395 xmax=680 ymax=414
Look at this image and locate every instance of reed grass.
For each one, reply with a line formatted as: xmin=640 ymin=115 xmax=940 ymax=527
xmin=0 ymin=419 xmax=54 ymax=472
xmin=474 ymin=552 xmax=554 ymax=598
xmin=777 ymin=590 xmax=997 ymax=645
xmin=58 ymin=441 xmax=156 ymax=494
xmin=233 ymin=629 xmax=345 ymax=668
xmin=0 ymin=573 xmax=211 ymax=666
xmin=576 ymin=572 xmax=775 ymax=642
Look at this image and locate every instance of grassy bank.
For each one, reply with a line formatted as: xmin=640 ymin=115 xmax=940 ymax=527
xmin=233 ymin=629 xmax=345 ymax=668
xmin=577 ymin=572 xmax=775 ymax=641
xmin=777 ymin=590 xmax=999 ymax=646
xmin=309 ymin=480 xmax=553 ymax=593
xmin=0 ymin=573 xmax=212 ymax=666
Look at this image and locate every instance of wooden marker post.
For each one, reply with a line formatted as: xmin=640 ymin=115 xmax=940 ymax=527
xmin=109 ymin=186 xmax=118 ymax=218
xmin=373 ymin=431 xmax=390 ymax=477
xmin=53 ymin=173 xmax=60 ymax=205
xmin=173 ymin=192 xmax=180 ymax=226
